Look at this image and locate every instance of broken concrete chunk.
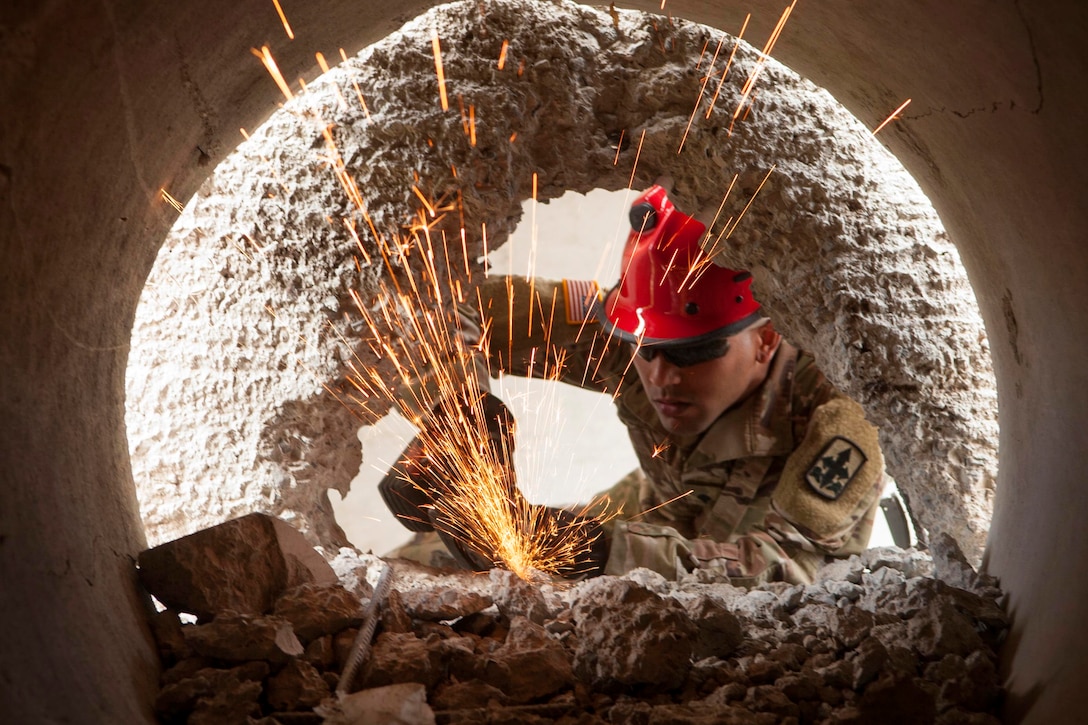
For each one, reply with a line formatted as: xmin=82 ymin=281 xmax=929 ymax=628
xmin=186 ymin=679 xmax=263 ymax=725
xmin=572 ymin=578 xmax=697 ymax=690
xmin=431 ymin=679 xmax=509 ymax=710
xmin=360 ymin=632 xmax=444 ymax=691
xmin=273 ymin=582 xmax=364 ymax=642
xmin=154 ymin=662 xmax=268 ymax=720
xmin=907 ymin=598 xmax=987 ymax=659
xmin=183 ymin=613 xmax=304 ymax=663
xmin=399 ymin=585 xmax=494 ymax=621
xmin=316 ymin=682 xmax=435 ymax=725
xmin=481 ymin=616 xmax=573 ymax=703
xmin=265 ymin=658 xmax=330 ymax=711
xmin=489 ymin=568 xmax=551 ymax=623
xmin=682 ymin=594 xmax=744 ymax=660
xmin=138 ymin=513 xmax=336 ymax=620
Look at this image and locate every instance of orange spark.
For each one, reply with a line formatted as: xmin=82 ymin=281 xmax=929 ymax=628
xmin=679 ymin=34 xmax=727 ymax=154
xmin=431 ymin=28 xmax=449 ymax=111
xmin=160 ymin=188 xmax=184 ymax=213
xmin=612 ymin=129 xmax=626 ymax=166
xmin=706 ymin=14 xmax=750 ymax=118
xmin=252 ymin=45 xmax=295 ymax=101
xmin=627 ymin=129 xmax=647 ymax=190
xmin=872 ymin=98 xmax=912 ymax=135
xmin=271 ymin=0 xmax=295 ymax=40
xmin=733 ymin=1 xmax=797 ymax=122
xmin=411 ymin=185 xmax=437 ymax=218
xmin=497 ymin=40 xmax=509 ymax=70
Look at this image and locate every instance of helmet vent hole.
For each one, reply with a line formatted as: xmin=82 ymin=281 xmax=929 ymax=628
xmin=685 ymin=302 xmax=699 ymax=315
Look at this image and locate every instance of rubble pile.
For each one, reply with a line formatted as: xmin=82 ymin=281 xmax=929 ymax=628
xmin=139 ymin=515 xmax=1007 ymax=724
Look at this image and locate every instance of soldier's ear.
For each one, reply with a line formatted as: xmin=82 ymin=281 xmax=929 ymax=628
xmin=755 ymin=320 xmax=781 ymax=363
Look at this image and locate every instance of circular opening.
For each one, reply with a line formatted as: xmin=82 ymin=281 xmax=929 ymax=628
xmin=125 ymin=0 xmax=997 ymax=562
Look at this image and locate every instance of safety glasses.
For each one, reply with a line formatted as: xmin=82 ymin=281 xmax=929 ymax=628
xmin=633 ymin=336 xmax=731 ymax=368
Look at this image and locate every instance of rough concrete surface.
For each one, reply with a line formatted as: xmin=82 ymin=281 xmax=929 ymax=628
xmin=140 ymin=529 xmax=1006 ymax=723
xmin=127 ymin=0 xmax=997 ymax=562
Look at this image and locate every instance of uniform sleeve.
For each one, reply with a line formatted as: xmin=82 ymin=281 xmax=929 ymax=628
xmin=604 ymin=519 xmax=827 ymax=586
xmin=473 ymin=275 xmax=627 ymax=394
xmin=392 ymin=274 xmax=626 ymax=421
xmin=769 ymin=396 xmax=885 ymax=552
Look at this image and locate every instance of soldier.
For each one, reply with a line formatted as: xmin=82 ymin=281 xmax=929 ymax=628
xmin=381 ymin=184 xmax=886 ymax=585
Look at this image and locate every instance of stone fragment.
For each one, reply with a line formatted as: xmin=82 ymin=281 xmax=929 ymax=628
xmin=851 ymin=637 xmax=889 ymax=690
xmin=160 ymin=656 xmax=217 ymax=686
xmin=908 ymin=598 xmax=986 ymax=659
xmin=731 ymin=589 xmax=786 ymax=622
xmin=682 ymin=594 xmax=744 ymax=660
xmin=489 ymin=569 xmax=550 ymax=623
xmin=328 ymin=547 xmax=379 ymax=599
xmin=273 ymin=582 xmax=363 ymax=641
xmin=776 ymin=671 xmax=820 ymax=701
xmin=932 ymin=532 xmax=987 ymax=591
xmin=856 ymin=671 xmax=938 ymax=723
xmin=302 ymin=635 xmax=335 ymax=670
xmin=316 ymin=682 xmax=435 ymax=725
xmin=148 ymin=609 xmax=192 ymax=664
xmin=138 ymin=513 xmax=336 ymax=620
xmin=768 ymin=642 xmax=808 ymax=671
xmin=381 ymin=589 xmax=415 ymax=634
xmin=154 ymin=662 xmax=268 ymax=721
xmin=832 ymin=607 xmax=875 ymax=649
xmin=746 ymin=655 xmax=785 ymax=685
xmin=815 ymin=556 xmax=865 ymax=584
xmin=400 ymin=585 xmax=494 ymax=621
xmin=621 ymin=566 xmax=672 ymax=594
xmin=862 ymin=546 xmax=934 ymax=578
xmin=361 ymin=632 xmax=443 ymax=691
xmin=435 ymin=635 xmax=482 ymax=682
xmin=183 ymin=613 xmax=304 ymax=663
xmin=571 ymin=578 xmax=697 ymax=690
xmin=266 ymin=658 xmax=330 ymax=711
xmin=186 ymin=679 xmax=263 ymax=725
xmin=431 ymin=679 xmax=509 ymax=710
xmin=481 ymin=616 xmax=573 ymax=703
xmin=745 ymin=684 xmax=800 ymax=719
xmin=826 ymin=579 xmax=864 ymax=602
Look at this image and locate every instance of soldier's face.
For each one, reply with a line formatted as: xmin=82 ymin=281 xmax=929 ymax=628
xmin=631 ymin=325 xmax=772 ymax=436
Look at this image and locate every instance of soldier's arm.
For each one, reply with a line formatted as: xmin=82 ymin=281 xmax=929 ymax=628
xmin=472 ymin=275 xmax=626 ymax=394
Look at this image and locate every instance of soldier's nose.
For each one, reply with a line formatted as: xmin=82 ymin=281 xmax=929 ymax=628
xmin=646 ymin=355 xmax=682 ymax=387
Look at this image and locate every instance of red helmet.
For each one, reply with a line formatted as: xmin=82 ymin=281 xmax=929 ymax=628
xmin=596 ymin=185 xmax=763 ymax=345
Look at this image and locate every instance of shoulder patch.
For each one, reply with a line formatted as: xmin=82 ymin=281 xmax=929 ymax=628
xmin=805 ymin=436 xmax=867 ymax=500
xmin=770 ymin=396 xmax=885 ymax=550
xmin=562 ymin=279 xmax=601 ymax=325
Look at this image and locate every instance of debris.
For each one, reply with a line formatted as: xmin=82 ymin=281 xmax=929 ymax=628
xmin=138 ymin=512 xmax=336 ymax=621
xmin=140 ymin=516 xmax=1006 ymax=722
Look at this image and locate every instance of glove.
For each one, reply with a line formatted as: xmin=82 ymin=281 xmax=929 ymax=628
xmin=378 ymin=391 xmax=516 ymax=533
xmin=545 ymin=507 xmax=609 ymax=580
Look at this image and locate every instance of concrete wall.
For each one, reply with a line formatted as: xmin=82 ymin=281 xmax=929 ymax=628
xmin=0 ymin=0 xmax=1083 ymax=721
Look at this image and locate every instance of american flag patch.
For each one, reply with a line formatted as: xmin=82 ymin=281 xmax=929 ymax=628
xmin=562 ymin=279 xmax=601 ymax=325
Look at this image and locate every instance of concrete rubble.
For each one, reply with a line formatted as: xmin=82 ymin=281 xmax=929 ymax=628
xmin=139 ymin=516 xmax=1007 ymax=724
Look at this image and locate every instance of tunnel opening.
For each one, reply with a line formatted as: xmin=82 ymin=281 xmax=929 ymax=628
xmin=14 ymin=0 xmax=1079 ymax=721
xmin=125 ymin=2 xmax=1006 ymax=717
xmin=127 ymin=0 xmax=997 ymax=563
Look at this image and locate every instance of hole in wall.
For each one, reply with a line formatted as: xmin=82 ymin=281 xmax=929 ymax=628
xmin=125 ymin=0 xmax=997 ymax=563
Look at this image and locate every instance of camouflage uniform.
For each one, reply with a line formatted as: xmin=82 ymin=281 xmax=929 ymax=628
xmin=400 ymin=275 xmax=885 ymax=585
